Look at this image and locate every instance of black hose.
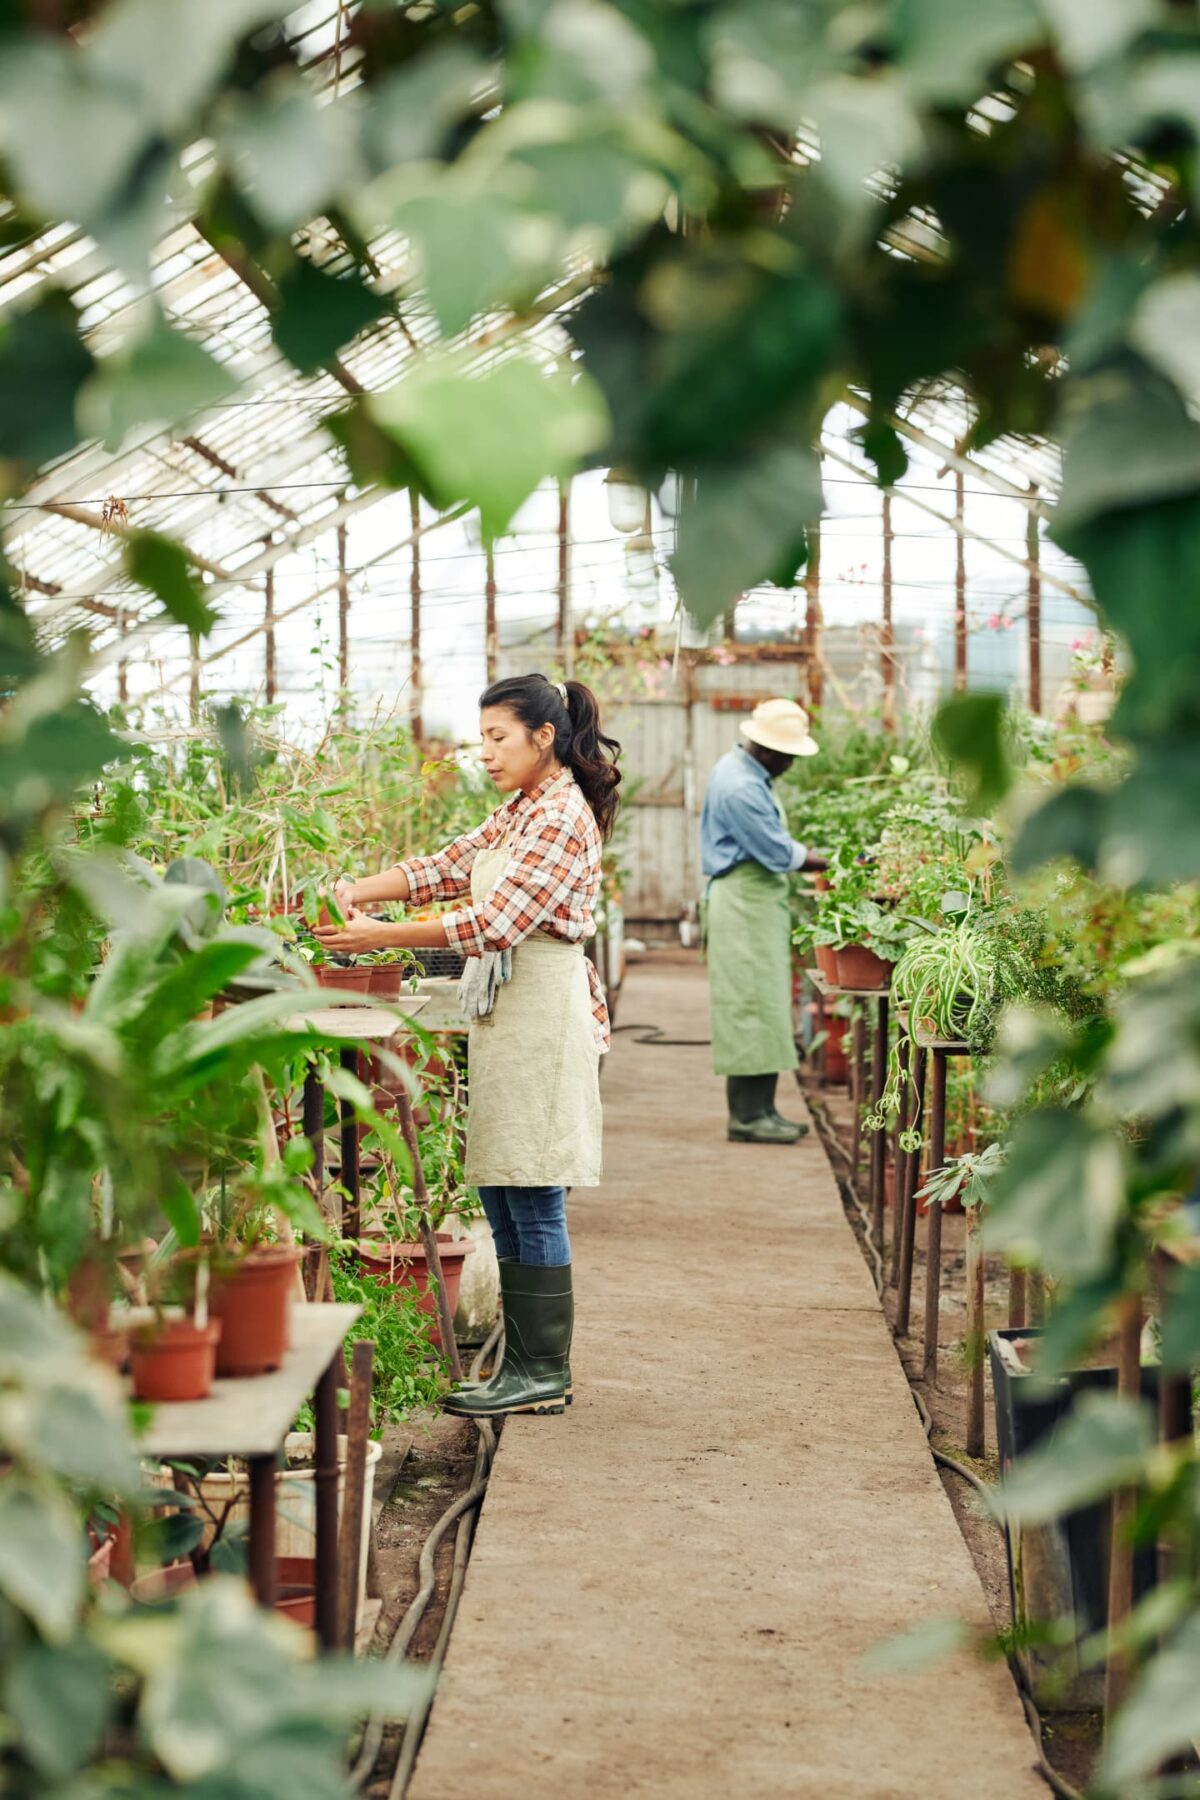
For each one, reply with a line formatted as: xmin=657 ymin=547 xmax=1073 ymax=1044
xmin=610 ymin=1021 xmax=712 ymax=1047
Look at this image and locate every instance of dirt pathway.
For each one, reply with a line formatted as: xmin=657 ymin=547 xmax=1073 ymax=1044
xmin=409 ymin=954 xmax=1044 ymax=1798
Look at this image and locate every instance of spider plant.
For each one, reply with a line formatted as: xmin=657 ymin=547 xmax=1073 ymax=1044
xmin=892 ymin=907 xmax=998 ymax=1046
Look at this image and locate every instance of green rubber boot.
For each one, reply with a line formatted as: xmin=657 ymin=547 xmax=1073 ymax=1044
xmin=444 ymin=1263 xmax=572 ymax=1418
xmin=726 ymin=1074 xmax=805 ymax=1143
xmin=493 ymin=1258 xmax=573 ymax=1404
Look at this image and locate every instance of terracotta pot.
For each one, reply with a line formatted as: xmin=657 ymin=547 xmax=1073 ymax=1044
xmin=130 ymin=1318 xmax=221 ymax=1402
xmin=275 ymin=1555 xmax=316 ymax=1626
xmin=368 ymin=965 xmax=405 ymax=1000
xmin=210 ymin=1246 xmax=302 ymax=1378
xmin=834 ymin=944 xmax=892 ymax=990
xmin=812 ymin=875 xmax=832 ymax=892
xmin=315 ymin=963 xmax=374 ymax=993
xmin=356 ymin=1234 xmax=475 ymax=1348
xmin=824 ymin=1015 xmax=849 ymax=1084
xmin=814 ymin=944 xmax=839 ymax=982
xmin=130 ymin=1561 xmax=197 ymax=1604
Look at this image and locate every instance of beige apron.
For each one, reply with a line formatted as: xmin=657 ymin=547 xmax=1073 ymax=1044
xmin=462 ymin=806 xmax=603 ymax=1189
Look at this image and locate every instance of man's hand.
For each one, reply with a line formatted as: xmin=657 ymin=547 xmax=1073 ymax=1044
xmin=312 ymin=906 xmax=391 ymax=955
xmin=803 ymin=851 xmax=830 ymax=873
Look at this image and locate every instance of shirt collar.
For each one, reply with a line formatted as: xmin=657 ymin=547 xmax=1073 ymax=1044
xmin=507 ymin=767 xmax=573 ymax=811
xmin=737 ymin=744 xmax=773 ymax=784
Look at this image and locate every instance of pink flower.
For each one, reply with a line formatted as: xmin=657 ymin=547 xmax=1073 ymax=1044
xmin=986 ymin=613 xmax=1002 ymax=630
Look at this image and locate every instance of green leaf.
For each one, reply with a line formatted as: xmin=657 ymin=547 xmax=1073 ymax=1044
xmin=992 ymin=1392 xmax=1154 ymax=1526
xmin=372 ymin=353 xmax=608 ymax=539
xmin=88 ymin=0 xmax=287 ymax=134
xmin=0 ymin=37 xmax=146 ymax=222
xmin=1159 ymin=1262 xmax=1200 ymax=1374
xmin=931 ymin=692 xmax=1011 ymax=812
xmin=160 ymin=1177 xmax=202 ymax=1251
xmin=853 ymin=420 xmax=908 ymax=487
xmin=1054 ymin=361 xmax=1200 ymax=536
xmin=1039 ymin=0 xmax=1156 ymax=74
xmin=982 ymin=1109 xmax=1125 ymax=1283
xmin=1102 ymin=1613 xmax=1200 ymax=1787
xmin=893 ymin=0 xmax=1040 ymax=104
xmin=0 ymin=293 xmax=94 ymax=468
xmin=0 ymin=1484 xmax=86 ymax=1642
xmin=670 ymin=443 xmax=821 ymax=627
xmin=1011 ymin=785 xmax=1106 ymax=874
xmin=125 ymin=534 xmax=217 ymax=637
xmin=219 ymin=74 xmax=359 ymax=233
xmin=273 ymin=261 xmax=387 ymax=376
xmin=5 ymin=1637 xmax=111 ymax=1779
xmin=1128 ymin=271 xmax=1200 ymax=414
xmin=861 ymin=1616 xmax=972 ymax=1676
xmin=363 ymin=45 xmax=489 ymax=168
xmin=0 ymin=1381 xmax=144 ymax=1491
xmin=365 ymin=171 xmax=547 ymax=339
xmin=79 ymin=315 xmax=237 ymax=451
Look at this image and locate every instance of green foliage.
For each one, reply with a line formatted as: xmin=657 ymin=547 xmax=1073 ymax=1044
xmin=325 ymin=1243 xmax=448 ymax=1429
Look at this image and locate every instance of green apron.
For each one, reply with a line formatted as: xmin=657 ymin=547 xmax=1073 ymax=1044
xmin=705 ymin=856 xmax=798 ymax=1078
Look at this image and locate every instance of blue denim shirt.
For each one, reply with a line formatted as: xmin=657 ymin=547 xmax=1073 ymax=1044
xmin=700 ymin=746 xmax=808 ymax=879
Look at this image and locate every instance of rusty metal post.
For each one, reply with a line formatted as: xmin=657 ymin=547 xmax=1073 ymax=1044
xmin=246 ymin=1453 xmax=277 ymax=1609
xmin=1008 ymin=1268 xmax=1027 ymax=1329
xmin=954 ymin=471 xmax=967 ymax=693
xmin=1105 ymin=1292 xmax=1144 ymax=1720
xmin=870 ymin=994 xmax=889 ymax=1253
xmin=337 ymin=1339 xmax=374 ymax=1649
xmin=965 ymin=1204 xmax=986 ymax=1458
xmin=409 ymin=490 xmax=423 ymax=745
xmin=922 ymin=1049 xmax=948 ymax=1384
xmin=264 ymin=557 xmax=276 ymax=705
xmin=314 ymin=1354 xmax=341 ymax=1651
xmin=851 ymin=1006 xmax=866 ymax=1176
xmin=896 ymin=1044 xmax=926 ymax=1337
xmin=485 ymin=539 xmax=497 ymax=682
xmin=396 ymin=1090 xmax=464 ymax=1384
xmin=557 ymin=479 xmax=574 ymax=677
xmin=881 ymin=491 xmax=896 ymax=731
xmin=889 ymin=1027 xmax=910 ymax=1285
xmin=337 ymin=512 xmax=350 ymax=695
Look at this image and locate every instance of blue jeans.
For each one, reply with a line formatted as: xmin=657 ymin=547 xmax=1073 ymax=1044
xmin=478 ymin=1185 xmax=571 ymax=1267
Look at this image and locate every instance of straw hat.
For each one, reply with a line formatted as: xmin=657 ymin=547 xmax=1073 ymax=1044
xmin=740 ymin=697 xmax=819 ymax=758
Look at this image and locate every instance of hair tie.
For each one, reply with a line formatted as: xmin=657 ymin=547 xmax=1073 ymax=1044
xmin=554 ymin=681 xmax=568 ymax=702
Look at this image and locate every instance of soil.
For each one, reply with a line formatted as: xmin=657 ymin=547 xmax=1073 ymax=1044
xmin=804 ymin=1075 xmax=1101 ymax=1795
xmin=359 ymin=1409 xmax=485 ymax=1798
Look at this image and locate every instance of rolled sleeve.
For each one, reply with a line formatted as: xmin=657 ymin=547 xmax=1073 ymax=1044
xmin=730 ymin=781 xmax=803 ymax=874
xmin=398 ymin=815 xmax=498 ymax=905
xmin=444 ymin=816 xmax=582 ymax=957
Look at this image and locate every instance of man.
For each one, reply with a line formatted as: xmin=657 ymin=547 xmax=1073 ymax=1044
xmin=700 ymin=697 xmax=824 ymax=1144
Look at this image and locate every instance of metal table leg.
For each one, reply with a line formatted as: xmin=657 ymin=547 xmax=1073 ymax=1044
xmin=314 ymin=1355 xmax=341 ymax=1652
xmin=302 ymin=1065 xmax=326 ymax=1192
xmin=247 ymin=1453 xmax=277 ymax=1608
xmin=869 ymin=994 xmax=889 ymax=1254
xmin=922 ymin=1049 xmax=948 ymax=1386
xmin=896 ymin=1044 xmax=927 ymax=1338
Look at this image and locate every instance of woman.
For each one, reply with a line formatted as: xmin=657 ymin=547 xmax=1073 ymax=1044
xmin=315 ymin=673 xmax=621 ymax=1419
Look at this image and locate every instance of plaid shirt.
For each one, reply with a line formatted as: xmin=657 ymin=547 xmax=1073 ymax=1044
xmin=400 ymin=769 xmax=610 ymax=1051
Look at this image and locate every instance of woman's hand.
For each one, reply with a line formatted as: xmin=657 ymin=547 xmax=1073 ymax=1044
xmin=312 ymin=907 xmax=393 ymax=955
xmin=331 ymin=874 xmax=356 ymax=913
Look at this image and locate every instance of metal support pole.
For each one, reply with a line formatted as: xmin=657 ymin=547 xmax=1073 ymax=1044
xmin=117 ymin=610 xmax=129 ymax=706
xmin=889 ymin=1028 xmax=910 ymax=1285
xmin=339 ymin=1045 xmax=360 ymax=1238
xmin=337 ymin=512 xmax=350 ymax=695
xmin=922 ymin=1049 xmax=947 ymax=1385
xmin=557 ymin=479 xmax=574 ymax=677
xmin=954 ymin=471 xmax=967 ymax=693
xmin=851 ymin=1007 xmax=866 ymax=1176
xmin=338 ymin=1339 xmax=374 ymax=1650
xmin=246 ymin=1453 xmax=277 ymax=1608
xmin=485 ymin=539 xmax=497 ymax=682
xmin=804 ymin=505 xmax=823 ymax=710
xmin=302 ymin=1067 xmax=325 ymax=1197
xmin=409 ymin=491 xmax=423 ymax=745
xmin=314 ymin=1355 xmax=341 ymax=1651
xmin=396 ymin=1090 xmax=464 ymax=1383
xmin=881 ymin=492 xmax=896 ymax=731
xmin=870 ymin=994 xmax=889 ymax=1253
xmin=1008 ymin=1268 xmax=1027 ymax=1329
xmin=264 ymin=561 xmax=276 ymax=705
xmin=896 ymin=1044 xmax=926 ymax=1337
xmin=1026 ymin=484 xmax=1041 ymax=714
xmin=965 ymin=1204 xmax=986 ymax=1458
xmin=1105 ymin=1292 xmax=1143 ymax=1720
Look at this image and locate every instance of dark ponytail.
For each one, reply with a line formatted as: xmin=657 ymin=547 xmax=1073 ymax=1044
xmin=479 ymin=672 xmax=623 ymax=841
